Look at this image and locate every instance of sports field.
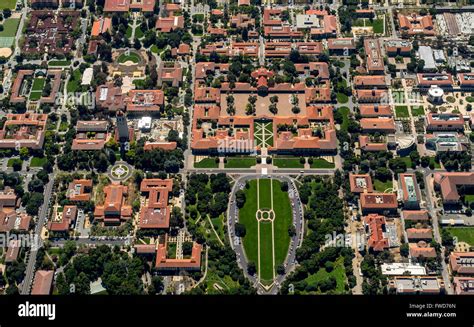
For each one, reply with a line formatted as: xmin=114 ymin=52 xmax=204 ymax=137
xmin=0 ymin=18 xmax=20 ymax=47
xmin=238 ymin=178 xmax=292 ymax=285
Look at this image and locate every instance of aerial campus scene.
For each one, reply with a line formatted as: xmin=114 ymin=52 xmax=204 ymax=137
xmin=1 ymin=0 xmax=474 ymax=319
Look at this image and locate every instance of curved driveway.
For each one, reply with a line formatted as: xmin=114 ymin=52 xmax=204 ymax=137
xmin=227 ymin=175 xmax=304 ymax=294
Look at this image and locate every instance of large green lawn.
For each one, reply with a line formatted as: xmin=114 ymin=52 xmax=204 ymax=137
xmin=411 ymin=106 xmax=425 ymax=117
xmin=373 ymin=179 xmax=393 ymax=192
xmin=239 ymin=179 xmax=292 ymax=283
xmin=194 ymin=158 xmax=218 ymax=168
xmin=117 ymin=52 xmax=141 ymax=64
xmin=0 ymin=0 xmax=16 ymax=9
xmin=259 ymin=221 xmax=274 ymax=281
xmin=29 ymin=78 xmax=45 ymax=101
xmin=395 ymin=106 xmax=409 ymax=118
xmin=304 ymin=256 xmax=347 ymax=294
xmin=0 ymin=18 xmax=20 ymax=37
xmin=310 ymin=158 xmax=335 ymax=169
xmin=273 ymin=158 xmax=304 ymax=168
xmin=337 ymin=106 xmax=350 ymax=132
xmin=224 ymin=157 xmax=256 ymax=168
xmin=336 ymin=93 xmax=349 ymax=104
xmin=30 ymin=157 xmax=47 ymax=167
xmin=445 ymin=227 xmax=474 ymax=246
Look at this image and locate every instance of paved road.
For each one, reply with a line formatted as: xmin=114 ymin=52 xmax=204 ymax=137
xmin=419 ymin=169 xmax=453 ymax=294
xmin=185 ymin=168 xmax=335 ymax=175
xmin=51 ymin=237 xmax=130 ymax=247
xmin=227 ymin=175 xmax=304 ymax=294
xmin=20 ymin=175 xmax=55 ymax=295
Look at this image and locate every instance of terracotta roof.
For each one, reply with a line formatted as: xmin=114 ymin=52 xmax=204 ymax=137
xmin=409 ymin=242 xmax=437 ymax=258
xmin=450 ymin=252 xmax=474 ymax=274
xmin=406 ymin=228 xmax=432 ymax=240
xmin=104 ymin=0 xmax=155 ymax=12
xmin=139 ymin=179 xmax=173 ymax=229
xmin=359 ymin=105 xmax=392 ymax=117
xmin=360 ymin=118 xmax=396 ymax=132
xmin=364 ymin=214 xmax=389 ymax=251
xmin=31 ymin=270 xmax=54 ymax=295
xmin=360 ymin=193 xmax=398 ymax=210
xmin=434 ymin=172 xmax=474 ymax=202
xmin=398 ymin=14 xmax=435 ymax=36
xmin=354 ymin=75 xmax=387 ymax=88
xmin=359 ymin=135 xmax=388 ymax=151
xmin=403 ymin=210 xmax=430 ymax=221
xmin=91 ymin=17 xmax=111 ymax=36
xmin=67 ymin=179 xmax=92 ymax=201
xmin=155 ymin=236 xmax=202 ymax=270
xmin=426 ymin=112 xmax=464 ymax=131
xmin=349 ymin=174 xmax=374 ymax=193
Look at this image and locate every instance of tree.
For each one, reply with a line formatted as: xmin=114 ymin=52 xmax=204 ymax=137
xmin=19 ymin=147 xmax=29 ymax=160
xmin=276 ymin=264 xmax=285 ymax=275
xmin=247 ymin=262 xmax=256 ymax=275
xmin=235 ymin=223 xmax=246 ymax=237
xmin=148 ymin=276 xmax=164 ymax=294
xmin=235 ymin=190 xmax=246 ymax=208
xmin=400 ymin=243 xmax=409 ymax=257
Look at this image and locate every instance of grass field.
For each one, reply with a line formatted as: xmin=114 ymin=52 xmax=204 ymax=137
xmin=373 ymin=179 xmax=393 ymax=192
xmin=273 ymin=158 xmax=304 ymax=168
xmin=118 ymin=52 xmax=141 ymax=64
xmin=310 ymin=158 xmax=335 ymax=169
xmin=445 ymin=227 xmax=474 ymax=246
xmin=224 ymin=157 xmax=256 ymax=168
xmin=337 ymin=106 xmax=350 ymax=132
xmin=29 ymin=78 xmax=45 ymax=101
xmin=0 ymin=0 xmax=16 ymax=9
xmin=336 ymin=93 xmax=349 ymax=104
xmin=239 ymin=179 xmax=292 ymax=284
xmin=395 ymin=106 xmax=410 ymax=118
xmin=30 ymin=157 xmax=47 ymax=167
xmin=304 ymin=256 xmax=347 ymax=294
xmin=49 ymin=60 xmax=71 ymax=67
xmin=0 ymin=18 xmax=20 ymax=37
xmin=194 ymin=157 xmax=218 ymax=168
xmin=411 ymin=106 xmax=425 ymax=116
xmin=254 ymin=121 xmax=273 ymax=148
xmin=67 ymin=69 xmax=82 ymax=93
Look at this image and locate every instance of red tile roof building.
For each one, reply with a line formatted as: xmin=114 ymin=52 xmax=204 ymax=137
xmin=155 ymin=235 xmax=202 ymax=271
xmin=349 ymin=174 xmax=374 ymax=193
xmin=360 ymin=193 xmax=398 ymax=214
xmin=94 ymin=184 xmax=132 ymax=225
xmin=450 ymin=252 xmax=474 ymax=274
xmin=360 ymin=118 xmax=396 ymax=133
xmin=0 ymin=113 xmax=47 ymax=150
xmin=157 ymin=62 xmax=182 ymax=87
xmin=139 ymin=179 xmax=173 ymax=229
xmin=156 ymin=16 xmax=184 ymax=32
xmin=417 ymin=73 xmax=453 ymax=88
xmin=104 ymin=0 xmax=155 ymax=12
xmin=124 ymin=89 xmax=164 ymax=115
xmin=398 ymin=14 xmax=435 ymax=36
xmin=327 ymin=38 xmax=356 ymax=55
xmin=409 ymin=241 xmax=437 ymax=258
xmin=47 ymin=205 xmax=77 ymax=232
xmin=67 ymin=179 xmax=93 ymax=202
xmin=364 ymin=39 xmax=385 ymax=74
xmin=364 ymin=214 xmax=389 ymax=251
xmin=359 ymin=135 xmax=388 ymax=152
xmin=426 ymin=113 xmax=464 ymax=131
xmin=406 ymin=228 xmax=432 ymax=241
xmin=453 ymin=277 xmax=474 ymax=295
xmin=91 ymin=17 xmax=112 ymax=36
xmin=434 ymin=172 xmax=474 ymax=203
xmin=96 ymin=83 xmax=125 ymax=112
xmin=31 ymin=270 xmax=54 ymax=295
